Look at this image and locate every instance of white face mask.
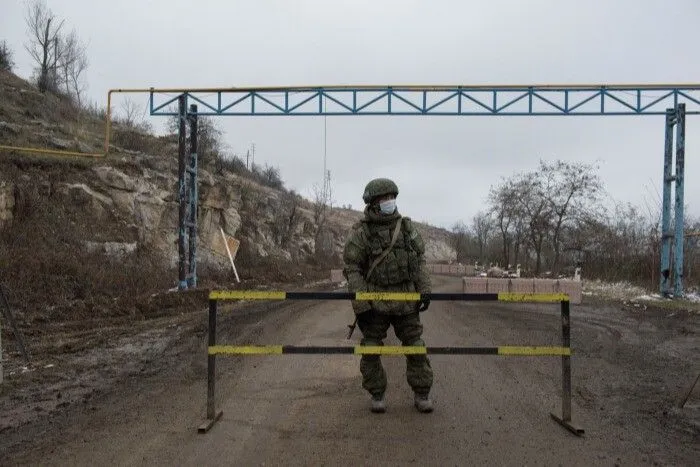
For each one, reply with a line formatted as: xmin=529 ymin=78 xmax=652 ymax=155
xmin=379 ymin=199 xmax=396 ymax=215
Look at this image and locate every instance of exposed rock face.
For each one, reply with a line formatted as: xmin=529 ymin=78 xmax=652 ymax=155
xmin=0 ymin=66 xmax=455 ymax=271
xmin=422 ymin=232 xmax=457 ymax=263
xmin=1 ymin=154 xmax=455 ymax=270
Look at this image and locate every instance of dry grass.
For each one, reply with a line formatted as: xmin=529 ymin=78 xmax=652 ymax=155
xmin=0 ymin=168 xmax=175 ymax=326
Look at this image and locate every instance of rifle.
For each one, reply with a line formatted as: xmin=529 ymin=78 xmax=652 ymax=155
xmin=347 ymin=316 xmax=358 ymax=339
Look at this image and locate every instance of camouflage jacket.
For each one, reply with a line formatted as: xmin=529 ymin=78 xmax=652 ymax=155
xmin=343 ymin=207 xmax=431 ymax=315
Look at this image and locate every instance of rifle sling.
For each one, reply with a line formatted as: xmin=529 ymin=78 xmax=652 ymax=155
xmin=365 ymin=217 xmax=403 ymax=282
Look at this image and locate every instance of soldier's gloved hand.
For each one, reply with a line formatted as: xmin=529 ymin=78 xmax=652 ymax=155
xmin=415 ymin=295 xmax=430 ymax=312
xmin=353 ymin=299 xmax=372 ymax=316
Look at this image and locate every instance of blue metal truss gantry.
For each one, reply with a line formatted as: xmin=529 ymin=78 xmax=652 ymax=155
xmin=148 ymin=84 xmax=700 ymax=117
xmin=143 ymin=84 xmax=696 ymax=296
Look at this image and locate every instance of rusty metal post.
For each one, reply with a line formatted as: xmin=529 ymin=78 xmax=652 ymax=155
xmin=177 ymin=95 xmax=188 ymax=290
xmin=206 ymin=299 xmax=217 ymax=419
xmin=560 ymin=299 xmax=572 ymax=421
xmin=187 ymin=104 xmax=198 ymax=288
xmin=551 ymin=299 xmax=584 ymax=435
xmin=660 ymin=108 xmax=675 ymax=295
xmin=673 ymin=104 xmax=686 ymax=297
xmin=199 ymin=299 xmax=223 ymax=433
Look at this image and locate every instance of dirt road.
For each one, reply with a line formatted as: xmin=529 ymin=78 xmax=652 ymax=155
xmin=2 ymin=276 xmax=698 ymax=465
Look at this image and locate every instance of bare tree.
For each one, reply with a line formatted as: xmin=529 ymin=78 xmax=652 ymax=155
xmin=683 ymin=218 xmax=700 ymax=286
xmin=261 ymin=164 xmax=284 ymax=190
xmin=472 ymin=211 xmax=492 ymax=263
xmin=0 ymin=40 xmax=14 ymax=71
xmin=60 ymin=30 xmax=88 ymax=106
xmin=24 ymin=0 xmax=88 ymax=97
xmin=511 ymin=173 xmax=551 ymax=275
xmin=511 ymin=211 xmax=527 ymax=268
xmin=577 ymin=203 xmax=657 ymax=283
xmin=539 ymin=160 xmax=602 ymax=273
xmin=488 ymin=178 xmax=521 ymax=268
xmin=167 ymin=112 xmax=224 ymax=165
xmin=450 ymin=221 xmax=472 ymax=262
xmin=480 ymin=159 xmax=699 ymax=288
xmin=120 ymin=98 xmax=143 ymax=127
xmin=24 ymin=0 xmax=65 ymax=92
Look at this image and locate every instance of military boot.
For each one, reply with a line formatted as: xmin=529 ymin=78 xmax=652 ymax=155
xmin=370 ymin=393 xmax=386 ymax=413
xmin=414 ymin=393 xmax=434 ymax=413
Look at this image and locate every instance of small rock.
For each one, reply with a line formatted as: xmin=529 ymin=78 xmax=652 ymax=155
xmin=48 ymin=137 xmax=71 ymax=150
xmin=0 ymin=121 xmax=21 ymax=135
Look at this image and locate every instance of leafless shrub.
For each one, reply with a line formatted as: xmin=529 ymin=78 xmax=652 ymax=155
xmin=0 ymin=40 xmax=14 ymax=71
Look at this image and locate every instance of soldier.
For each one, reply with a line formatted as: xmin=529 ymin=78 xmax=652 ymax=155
xmin=343 ymin=178 xmax=434 ymax=414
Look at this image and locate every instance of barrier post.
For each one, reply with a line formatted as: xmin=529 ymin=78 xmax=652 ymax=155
xmin=177 ymin=95 xmax=188 ymax=290
xmin=199 ymin=298 xmax=223 ymax=433
xmin=550 ymin=299 xmax=584 ymax=435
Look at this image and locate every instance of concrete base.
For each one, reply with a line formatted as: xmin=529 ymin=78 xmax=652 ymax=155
xmin=463 ymin=278 xmax=582 ymax=304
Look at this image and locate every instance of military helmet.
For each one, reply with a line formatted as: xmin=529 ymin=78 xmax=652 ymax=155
xmin=362 ymin=178 xmax=399 ymax=204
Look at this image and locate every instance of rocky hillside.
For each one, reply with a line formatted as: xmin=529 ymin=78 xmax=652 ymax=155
xmin=0 ymin=70 xmax=454 ymax=319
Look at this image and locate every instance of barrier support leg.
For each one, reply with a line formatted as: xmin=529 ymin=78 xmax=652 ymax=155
xmin=199 ymin=299 xmax=223 ymax=433
xmin=550 ymin=299 xmax=584 ymax=436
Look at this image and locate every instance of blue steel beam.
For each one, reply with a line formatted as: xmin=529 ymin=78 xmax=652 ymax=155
xmin=177 ymin=96 xmax=188 ymax=290
xmin=148 ymin=85 xmax=700 ymax=117
xmin=660 ymin=109 xmax=674 ymax=295
xmin=187 ymin=104 xmax=199 ymax=289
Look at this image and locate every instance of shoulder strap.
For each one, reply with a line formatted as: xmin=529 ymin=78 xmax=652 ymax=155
xmin=401 ymin=217 xmax=411 ymax=234
xmin=361 ymin=220 xmax=371 ymax=238
xmin=365 ymin=217 xmax=403 ymax=281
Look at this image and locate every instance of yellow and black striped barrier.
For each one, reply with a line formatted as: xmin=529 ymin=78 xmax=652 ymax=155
xmin=207 ymin=345 xmax=572 ymax=356
xmin=208 ymin=290 xmax=569 ymax=303
xmin=198 ymin=290 xmax=583 ymax=437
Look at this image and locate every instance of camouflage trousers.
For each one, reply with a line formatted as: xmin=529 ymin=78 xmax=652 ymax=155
xmin=357 ymin=311 xmax=433 ymax=396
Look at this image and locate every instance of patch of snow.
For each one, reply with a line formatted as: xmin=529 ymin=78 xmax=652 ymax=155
xmin=635 ymin=294 xmax=664 ymax=302
xmin=582 ymin=279 xmax=650 ymax=300
xmin=684 ymin=292 xmax=700 ymax=303
xmin=583 ymin=280 xmax=700 ymax=310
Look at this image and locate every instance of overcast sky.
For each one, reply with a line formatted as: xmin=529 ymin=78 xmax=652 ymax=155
xmin=2 ymin=0 xmax=700 ymax=229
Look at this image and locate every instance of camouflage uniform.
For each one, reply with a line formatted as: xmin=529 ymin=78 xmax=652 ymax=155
xmin=343 ymin=179 xmax=433 ymax=399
